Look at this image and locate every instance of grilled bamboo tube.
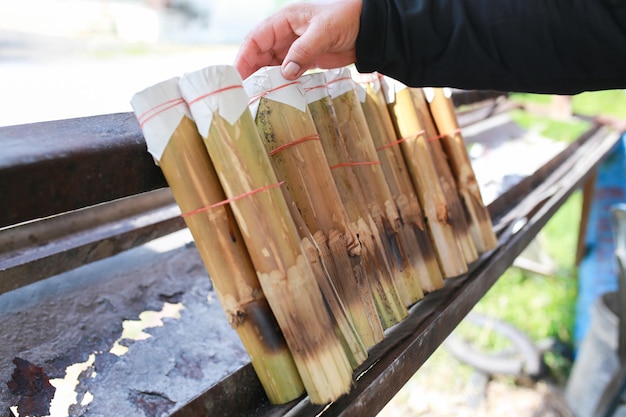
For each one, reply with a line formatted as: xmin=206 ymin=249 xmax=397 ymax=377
xmin=301 ymin=72 xmax=409 ymax=323
xmin=243 ymin=66 xmax=384 ymax=348
xmin=408 ymin=87 xmax=479 ymax=264
xmin=384 ymin=78 xmax=468 ymax=278
xmin=324 ymin=68 xmax=427 ymax=305
xmin=354 ymin=73 xmax=444 ymax=293
xmin=425 ymin=87 xmax=498 ymax=253
xmin=282 ymin=187 xmax=367 ymax=369
xmin=177 ymin=66 xmax=354 ymax=404
xmin=131 ymin=77 xmax=304 ymax=404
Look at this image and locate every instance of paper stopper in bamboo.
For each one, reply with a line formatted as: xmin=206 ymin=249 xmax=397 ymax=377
xmin=324 ymin=67 xmax=430 ymax=305
xmin=354 ymin=72 xmax=444 ymax=294
xmin=130 ymin=77 xmax=304 ymax=404
xmin=243 ymin=66 xmax=385 ymax=347
xmin=425 ymin=87 xmax=498 ymax=253
xmin=407 ymin=87 xmax=479 ymax=265
xmin=382 ymin=76 xmax=468 ymax=278
xmin=178 ymin=66 xmax=354 ymax=404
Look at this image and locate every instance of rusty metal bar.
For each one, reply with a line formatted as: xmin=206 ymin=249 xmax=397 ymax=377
xmin=450 ymin=89 xmax=507 ymax=108
xmin=0 ymin=188 xmax=185 ymax=295
xmin=0 ymin=113 xmax=167 ymax=229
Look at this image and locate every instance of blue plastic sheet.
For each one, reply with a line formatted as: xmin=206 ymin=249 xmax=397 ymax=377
xmin=576 ymin=133 xmax=626 ymax=346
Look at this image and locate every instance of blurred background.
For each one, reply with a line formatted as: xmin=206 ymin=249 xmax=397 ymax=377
xmin=0 ymin=0 xmax=289 ymax=127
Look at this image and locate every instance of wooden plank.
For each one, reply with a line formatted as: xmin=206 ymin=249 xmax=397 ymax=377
xmin=576 ymin=169 xmax=597 ymax=265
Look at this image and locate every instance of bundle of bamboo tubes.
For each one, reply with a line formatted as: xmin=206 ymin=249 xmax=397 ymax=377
xmin=424 ymin=87 xmax=498 ymax=253
xmin=130 ymin=64 xmax=497 ymax=406
xmin=130 ymin=77 xmax=306 ymax=404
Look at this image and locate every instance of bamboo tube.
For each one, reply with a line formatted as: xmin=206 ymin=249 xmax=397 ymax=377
xmin=324 ymin=68 xmax=427 ymax=306
xmin=408 ymin=87 xmax=479 ymax=264
xmin=282 ymin=187 xmax=367 ymax=369
xmin=176 ymin=66 xmax=353 ymax=404
xmin=425 ymin=87 xmax=498 ymax=253
xmin=130 ymin=77 xmax=304 ymax=404
xmin=384 ymin=77 xmax=468 ymax=278
xmin=353 ymin=72 xmax=444 ymax=294
xmin=243 ymin=66 xmax=384 ymax=348
xmin=301 ymin=72 xmax=409 ymax=322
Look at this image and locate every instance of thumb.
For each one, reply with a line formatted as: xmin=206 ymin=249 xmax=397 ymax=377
xmin=281 ymin=28 xmax=331 ymax=79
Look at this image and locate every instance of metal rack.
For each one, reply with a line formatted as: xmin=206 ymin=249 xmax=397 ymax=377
xmin=0 ymin=93 xmax=620 ymax=416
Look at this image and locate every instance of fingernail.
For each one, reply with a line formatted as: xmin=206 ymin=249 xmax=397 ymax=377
xmin=282 ymin=61 xmax=301 ymax=79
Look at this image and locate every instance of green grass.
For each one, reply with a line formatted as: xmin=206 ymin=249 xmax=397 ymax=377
xmin=457 ymin=191 xmax=581 ymax=382
xmin=509 ymin=109 xmax=591 ymax=144
xmin=573 ymin=90 xmax=626 ymax=119
xmin=510 ymin=90 xmax=626 ymax=119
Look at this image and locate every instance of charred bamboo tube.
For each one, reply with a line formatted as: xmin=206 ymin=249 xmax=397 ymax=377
xmin=243 ymin=66 xmax=384 ymax=348
xmin=408 ymin=88 xmax=479 ymax=264
xmin=131 ymin=77 xmax=304 ymax=404
xmin=384 ymin=78 xmax=468 ymax=278
xmin=177 ymin=66 xmax=352 ymax=404
xmin=354 ymin=73 xmax=444 ymax=294
xmin=425 ymin=87 xmax=498 ymax=253
xmin=282 ymin=187 xmax=367 ymax=369
xmin=301 ymin=72 xmax=408 ymax=323
xmin=324 ymin=68 xmax=426 ymax=305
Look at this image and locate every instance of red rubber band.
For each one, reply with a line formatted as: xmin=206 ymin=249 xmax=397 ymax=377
xmin=326 ymin=76 xmax=353 ymax=86
xmin=428 ymin=128 xmax=462 ymax=142
xmin=303 ymin=84 xmax=329 ymax=93
xmin=268 ymin=134 xmax=320 ymax=156
xmin=138 ymin=98 xmax=185 ymax=128
xmin=186 ymin=85 xmax=243 ymax=106
xmin=181 ymin=181 xmax=285 ymax=218
xmin=248 ymin=81 xmax=300 ymax=105
xmin=376 ymin=130 xmax=425 ymax=151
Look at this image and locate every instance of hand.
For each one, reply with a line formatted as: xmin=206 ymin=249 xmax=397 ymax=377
xmin=234 ymin=0 xmax=363 ymax=80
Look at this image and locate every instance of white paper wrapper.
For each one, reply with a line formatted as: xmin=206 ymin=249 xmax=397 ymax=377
xmin=352 ymin=80 xmax=367 ymax=103
xmin=350 ymin=70 xmax=382 ymax=103
xmin=179 ymin=65 xmax=250 ymax=139
xmin=243 ymin=66 xmax=307 ymax=118
xmin=380 ymin=75 xmax=408 ymax=105
xmin=324 ymin=67 xmax=356 ymax=99
xmin=300 ymin=72 xmax=330 ymax=104
xmin=131 ymin=77 xmax=190 ymax=163
xmin=423 ymin=87 xmax=453 ymax=103
xmin=422 ymin=87 xmax=435 ymax=103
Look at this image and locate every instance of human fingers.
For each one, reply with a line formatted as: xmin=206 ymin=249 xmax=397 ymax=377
xmin=281 ymin=0 xmax=362 ymax=79
xmin=234 ymin=4 xmax=304 ymax=80
xmin=235 ymin=1 xmax=362 ymax=80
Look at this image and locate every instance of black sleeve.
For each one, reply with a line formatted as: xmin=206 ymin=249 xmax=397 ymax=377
xmin=355 ymin=0 xmax=626 ymax=94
